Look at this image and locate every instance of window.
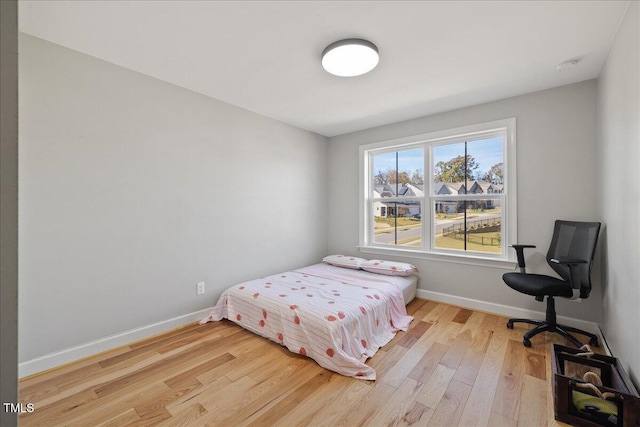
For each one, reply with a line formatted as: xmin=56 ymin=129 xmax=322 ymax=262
xmin=360 ymin=119 xmax=517 ymax=264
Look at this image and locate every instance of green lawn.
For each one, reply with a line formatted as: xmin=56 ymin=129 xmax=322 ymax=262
xmin=435 ymin=231 xmax=501 ymax=253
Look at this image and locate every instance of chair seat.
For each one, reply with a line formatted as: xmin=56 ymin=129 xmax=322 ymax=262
xmin=503 ymin=272 xmax=573 ymax=298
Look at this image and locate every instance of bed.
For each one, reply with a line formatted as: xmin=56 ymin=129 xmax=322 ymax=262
xmin=200 ymin=257 xmax=418 ymax=380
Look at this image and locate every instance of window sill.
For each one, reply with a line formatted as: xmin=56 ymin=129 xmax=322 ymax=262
xmin=357 ymin=246 xmax=517 ymax=270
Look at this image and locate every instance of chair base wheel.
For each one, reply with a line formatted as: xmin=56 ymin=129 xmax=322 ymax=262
xmin=506 ymin=309 xmax=600 ymax=349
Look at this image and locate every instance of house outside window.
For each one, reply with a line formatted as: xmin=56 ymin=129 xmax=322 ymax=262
xmin=359 ymin=118 xmax=517 ymax=265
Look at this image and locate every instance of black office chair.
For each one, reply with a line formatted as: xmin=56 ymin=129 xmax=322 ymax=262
xmin=503 ymin=220 xmax=601 ymax=348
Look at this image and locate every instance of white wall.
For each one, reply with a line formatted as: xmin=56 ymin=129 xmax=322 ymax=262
xmin=18 ymin=34 xmax=328 ymax=364
xmin=328 ymin=80 xmax=600 ymax=322
xmin=597 ymin=2 xmax=639 ymax=387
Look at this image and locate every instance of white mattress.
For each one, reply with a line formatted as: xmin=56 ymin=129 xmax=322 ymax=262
xmin=201 ymin=261 xmax=414 ymax=380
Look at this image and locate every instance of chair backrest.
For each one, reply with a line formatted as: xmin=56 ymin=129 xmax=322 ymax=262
xmin=546 ymin=220 xmax=601 ymax=298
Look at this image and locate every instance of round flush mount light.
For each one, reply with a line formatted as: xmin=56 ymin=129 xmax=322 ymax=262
xmin=556 ymin=59 xmax=580 ymax=72
xmin=321 ymin=39 xmax=379 ymax=77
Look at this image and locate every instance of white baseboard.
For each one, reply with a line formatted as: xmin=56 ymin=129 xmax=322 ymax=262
xmin=19 ymin=308 xmax=212 ymax=379
xmin=416 ymin=289 xmax=602 ymax=337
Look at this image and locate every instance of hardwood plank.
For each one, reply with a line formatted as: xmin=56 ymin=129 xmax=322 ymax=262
xmin=99 ymin=329 xmax=201 ymax=367
xmin=283 ymin=374 xmax=373 ymax=426
xmin=458 ymin=310 xmax=486 ymax=340
xmin=457 ymin=314 xmax=510 ymax=427
xmin=488 ymin=411 xmax=518 ymax=427
xmin=18 ymin=389 xmax=97 ymax=427
xmin=407 ymin=342 xmax=450 ymax=383
xmin=407 ymin=299 xmax=437 ymax=324
xmin=420 ymin=301 xmax=451 ymax=323
xmin=187 ymin=376 xmax=258 ymax=426
xmin=96 ymin=408 xmax=141 ymax=427
xmin=64 ymin=382 xmax=171 ymax=426
xmin=319 ymin=379 xmax=377 ymax=424
xmin=398 ymin=402 xmax=435 ymax=426
xmin=19 ymin=381 xmax=60 ymax=406
xmin=415 ymin=363 xmax=456 ymax=409
xmin=130 ymin=407 xmax=172 ymax=426
xmin=195 ymin=351 xmax=264 ymax=385
xmin=368 ymin=339 xmax=409 ymax=373
xmin=134 ymin=380 xmax=203 ymax=422
xmin=219 ymin=362 xmax=323 ymax=426
xmin=524 ymin=347 xmax=546 ymax=380
xmin=164 ymin=352 xmax=235 ymax=389
xmin=382 ymin=305 xmax=459 ymax=387
xmin=440 ymin=327 xmax=473 ymax=370
xmin=93 ymin=336 xmax=233 ymax=398
xmin=18 ymin=346 xmax=130 ymax=388
xmin=394 ymin=320 xmax=432 ymax=348
xmin=372 ymin=378 xmax=426 ymax=426
xmin=415 ymin=305 xmax=461 ymax=351
xmin=24 ymin=353 xmax=166 ymax=414
xmin=157 ymin=403 xmax=207 ymax=427
xmin=491 ymin=338 xmax=526 ymax=421
xmin=247 ymin=370 xmax=335 ymax=426
xmin=262 ymin=372 xmax=354 ymax=426
xmin=517 ymin=375 xmax=547 ymax=427
xmin=405 ymin=297 xmax=428 ymax=316
xmin=20 ymin=360 xmax=101 ymax=403
xmin=435 ymin=318 xmax=463 ymax=346
xmin=382 ymin=342 xmax=446 ymax=388
xmin=453 ymin=328 xmax=492 ymax=386
xmin=165 ymin=374 xmax=232 ymax=415
xmin=126 ymin=324 xmax=197 ymax=350
xmin=53 ymin=327 xmax=228 ymax=403
xmin=452 ymin=308 xmax=473 ymax=324
xmin=428 ymin=378 xmax=472 ymax=427
xmin=193 ymin=319 xmax=240 ymax=337
xmin=154 ymin=330 xmax=213 ymax=355
xmin=224 ymin=342 xmax=286 ymax=382
xmin=334 ymin=380 xmax=397 ymax=426
xmin=37 ymin=347 xmax=169 ymax=408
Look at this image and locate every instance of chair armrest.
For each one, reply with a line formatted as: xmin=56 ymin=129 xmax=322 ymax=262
xmin=509 ymin=244 xmax=536 ymax=271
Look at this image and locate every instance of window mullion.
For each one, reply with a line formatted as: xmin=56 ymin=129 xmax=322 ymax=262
xmin=426 ymin=142 xmax=433 ymax=251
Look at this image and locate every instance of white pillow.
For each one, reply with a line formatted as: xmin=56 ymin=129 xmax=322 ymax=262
xmin=360 ymin=259 xmax=418 ymax=276
xmin=322 ymin=255 xmax=367 ymax=270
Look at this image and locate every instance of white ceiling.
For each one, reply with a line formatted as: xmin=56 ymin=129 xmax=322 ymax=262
xmin=19 ymin=1 xmax=630 ymax=137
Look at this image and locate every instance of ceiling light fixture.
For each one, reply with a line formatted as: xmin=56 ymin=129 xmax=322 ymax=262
xmin=556 ymin=59 xmax=580 ymax=72
xmin=321 ymin=39 xmax=379 ymax=77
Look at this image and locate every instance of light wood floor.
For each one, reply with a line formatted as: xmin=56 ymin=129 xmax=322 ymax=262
xmin=19 ymin=299 xmax=602 ymax=426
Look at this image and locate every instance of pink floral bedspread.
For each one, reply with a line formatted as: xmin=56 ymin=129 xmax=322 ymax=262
xmin=200 ymin=263 xmax=413 ymax=380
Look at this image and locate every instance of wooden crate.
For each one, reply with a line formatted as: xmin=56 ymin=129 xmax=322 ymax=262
xmin=551 ymin=344 xmax=640 ymax=427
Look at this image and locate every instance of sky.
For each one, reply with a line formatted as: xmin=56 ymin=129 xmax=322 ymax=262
xmin=372 ymin=136 xmax=503 ymax=179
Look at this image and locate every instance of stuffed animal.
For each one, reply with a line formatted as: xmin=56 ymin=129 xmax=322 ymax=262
xmin=572 ymin=371 xmax=618 ymax=424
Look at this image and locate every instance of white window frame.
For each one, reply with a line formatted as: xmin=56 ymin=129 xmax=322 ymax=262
xmin=359 ymin=118 xmax=517 ymax=268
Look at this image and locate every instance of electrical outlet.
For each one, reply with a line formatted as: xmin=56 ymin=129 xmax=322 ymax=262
xmin=196 ymin=282 xmax=205 ymax=295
